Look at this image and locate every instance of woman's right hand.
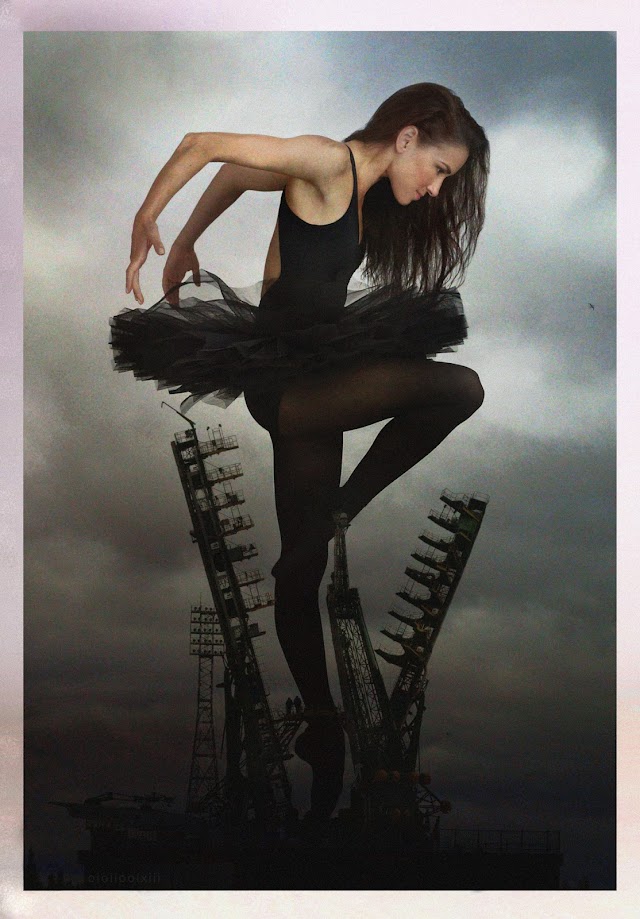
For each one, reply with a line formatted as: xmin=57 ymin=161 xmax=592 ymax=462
xmin=125 ymin=213 xmax=166 ymax=306
xmin=162 ymin=241 xmax=202 ymax=307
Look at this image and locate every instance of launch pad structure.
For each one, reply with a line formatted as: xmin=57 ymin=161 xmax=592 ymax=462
xmin=175 ymin=419 xmax=487 ymax=839
xmin=50 ymin=420 xmax=563 ymax=889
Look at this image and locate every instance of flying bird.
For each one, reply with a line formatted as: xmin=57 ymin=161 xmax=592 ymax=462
xmin=588 ymin=303 xmax=595 ymax=309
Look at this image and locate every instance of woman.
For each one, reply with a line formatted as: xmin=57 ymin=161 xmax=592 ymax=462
xmin=111 ymin=83 xmax=489 ymax=826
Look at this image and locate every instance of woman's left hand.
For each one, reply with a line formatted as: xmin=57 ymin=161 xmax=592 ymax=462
xmin=125 ymin=213 xmax=166 ymax=305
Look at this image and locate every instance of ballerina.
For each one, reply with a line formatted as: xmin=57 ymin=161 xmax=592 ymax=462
xmin=111 ymin=82 xmax=489 ymax=826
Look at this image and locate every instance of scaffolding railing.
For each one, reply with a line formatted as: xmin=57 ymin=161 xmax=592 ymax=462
xmin=218 ymin=568 xmax=264 ymax=588
xmin=428 ymin=504 xmax=460 ymax=527
xmin=200 ymin=462 xmax=243 ymax=483
xmin=219 ymin=514 xmax=253 ymax=534
xmin=175 ymin=429 xmax=239 ymax=454
xmin=419 ymin=530 xmax=454 ymax=549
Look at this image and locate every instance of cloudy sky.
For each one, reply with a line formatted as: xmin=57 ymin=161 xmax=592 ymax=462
xmin=21 ymin=31 xmax=615 ymax=890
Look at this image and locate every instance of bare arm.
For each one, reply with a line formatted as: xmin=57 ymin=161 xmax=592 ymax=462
xmin=158 ymin=164 xmax=290 ymax=306
xmin=174 ymin=162 xmax=288 ymax=248
xmin=136 ymin=133 xmax=207 ymax=223
xmin=188 ymin=132 xmax=347 ymax=185
xmin=126 ymin=132 xmax=345 ymax=305
xmin=138 ymin=132 xmax=344 ymax=226
xmin=126 ymin=133 xmax=205 ymax=304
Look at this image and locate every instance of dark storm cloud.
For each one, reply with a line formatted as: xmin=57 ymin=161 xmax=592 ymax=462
xmin=23 ymin=32 xmax=241 ymax=216
xmin=329 ymin=32 xmax=615 ymax=156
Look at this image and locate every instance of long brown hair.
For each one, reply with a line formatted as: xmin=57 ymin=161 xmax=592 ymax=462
xmin=344 ymin=82 xmax=489 ymax=294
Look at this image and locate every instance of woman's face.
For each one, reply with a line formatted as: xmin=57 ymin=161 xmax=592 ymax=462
xmin=388 ymin=129 xmax=469 ymax=205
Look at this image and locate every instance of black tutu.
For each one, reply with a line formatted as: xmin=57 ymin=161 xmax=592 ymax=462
xmin=108 ymin=270 xmax=468 ymax=413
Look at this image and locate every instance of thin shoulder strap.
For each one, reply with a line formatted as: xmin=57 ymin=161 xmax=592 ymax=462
xmin=345 ymin=144 xmax=358 ymax=202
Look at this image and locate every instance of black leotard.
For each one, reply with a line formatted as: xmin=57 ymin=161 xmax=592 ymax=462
xmin=243 ymin=145 xmax=364 ymax=433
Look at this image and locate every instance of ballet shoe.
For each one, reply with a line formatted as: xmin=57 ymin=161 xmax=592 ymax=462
xmin=271 ymin=509 xmax=351 ymax=581
xmin=294 ymin=709 xmax=345 ymax=820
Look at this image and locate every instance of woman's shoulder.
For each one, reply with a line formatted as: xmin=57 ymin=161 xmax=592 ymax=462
xmin=285 ymin=135 xmax=351 ymax=178
xmin=273 ymin=136 xmax=352 ymax=201
xmin=194 ymin=131 xmax=349 ymax=185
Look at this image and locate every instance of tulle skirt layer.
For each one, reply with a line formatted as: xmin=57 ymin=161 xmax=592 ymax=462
xmin=108 ymin=270 xmax=468 ymax=413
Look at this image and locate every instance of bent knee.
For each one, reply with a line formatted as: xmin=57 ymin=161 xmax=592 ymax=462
xmin=455 ymin=367 xmax=484 ymax=417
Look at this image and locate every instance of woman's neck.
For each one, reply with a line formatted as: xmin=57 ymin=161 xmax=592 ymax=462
xmin=346 ymin=139 xmax=394 ymax=194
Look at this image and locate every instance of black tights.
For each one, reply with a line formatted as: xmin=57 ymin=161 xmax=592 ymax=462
xmin=269 ymin=357 xmax=484 ymax=710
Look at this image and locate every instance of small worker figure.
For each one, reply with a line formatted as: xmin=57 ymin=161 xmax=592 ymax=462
xmin=285 ymin=697 xmax=293 ymax=715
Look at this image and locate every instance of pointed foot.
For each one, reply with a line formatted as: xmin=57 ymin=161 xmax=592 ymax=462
xmin=294 ymin=711 xmax=345 ymax=820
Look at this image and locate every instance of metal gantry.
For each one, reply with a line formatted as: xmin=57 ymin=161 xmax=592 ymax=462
xmin=175 ymin=417 xmax=488 ymax=837
xmin=171 ymin=421 xmax=293 ymax=831
xmin=50 ymin=432 xmax=563 ymax=886
xmin=326 ymin=491 xmax=488 ymax=829
xmin=380 ymin=491 xmax=489 ymax=769
xmin=327 ymin=519 xmax=404 ymax=787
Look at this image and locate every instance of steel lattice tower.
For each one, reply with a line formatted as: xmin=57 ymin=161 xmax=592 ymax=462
xmin=186 ymin=604 xmax=221 ymax=814
xmin=170 ymin=418 xmax=294 ymax=831
xmin=187 ymin=603 xmax=256 ymax=818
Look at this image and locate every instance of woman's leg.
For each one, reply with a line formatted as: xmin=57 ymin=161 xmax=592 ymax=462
xmin=269 ymin=428 xmax=347 ymax=820
xmin=266 ymin=357 xmax=483 ymax=820
xmin=269 ymin=428 xmax=344 ymax=710
xmin=273 ymin=356 xmax=484 ymax=549
xmin=338 ymin=378 xmax=484 ymax=522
